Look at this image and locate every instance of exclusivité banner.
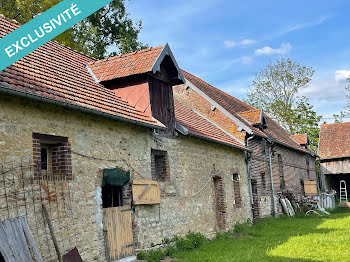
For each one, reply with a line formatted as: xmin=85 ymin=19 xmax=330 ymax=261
xmin=0 ymin=0 xmax=112 ymax=71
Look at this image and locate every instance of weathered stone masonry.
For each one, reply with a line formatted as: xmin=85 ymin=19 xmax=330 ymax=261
xmin=0 ymin=94 xmax=251 ymax=261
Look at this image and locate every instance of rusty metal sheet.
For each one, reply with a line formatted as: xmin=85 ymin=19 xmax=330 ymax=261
xmin=62 ymin=248 xmax=83 ymax=262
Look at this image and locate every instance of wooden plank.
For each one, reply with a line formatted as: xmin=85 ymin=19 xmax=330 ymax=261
xmin=20 ymin=217 xmax=44 ymax=262
xmin=132 ymin=180 xmax=160 ymax=205
xmin=132 ymin=179 xmax=158 ymax=185
xmin=304 ymin=180 xmax=317 ymax=196
xmin=103 ymin=206 xmax=134 ymax=260
xmin=0 ymin=217 xmax=41 ymax=262
xmin=42 ymin=204 xmax=63 ymax=262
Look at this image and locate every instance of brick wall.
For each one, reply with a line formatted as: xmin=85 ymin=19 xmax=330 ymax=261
xmin=173 ymin=85 xmax=245 ymax=141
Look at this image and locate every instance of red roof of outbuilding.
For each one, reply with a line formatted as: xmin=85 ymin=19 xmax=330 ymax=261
xmin=291 ymin=133 xmax=308 ymax=145
xmin=318 ymin=122 xmax=350 ymax=159
xmin=0 ymin=15 xmax=164 ymax=129
xmin=174 ymin=100 xmax=247 ymax=150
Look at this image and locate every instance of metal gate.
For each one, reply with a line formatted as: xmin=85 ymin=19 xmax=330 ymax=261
xmin=103 ymin=205 xmax=134 ymax=260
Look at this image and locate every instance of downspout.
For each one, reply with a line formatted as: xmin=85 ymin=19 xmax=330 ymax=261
xmin=316 ymin=156 xmax=323 ymax=192
xmin=246 ymin=135 xmax=255 ymax=221
xmin=268 ymin=141 xmax=278 ymax=218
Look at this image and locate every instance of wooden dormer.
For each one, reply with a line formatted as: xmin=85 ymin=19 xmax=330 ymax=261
xmin=87 ymin=44 xmax=184 ymax=135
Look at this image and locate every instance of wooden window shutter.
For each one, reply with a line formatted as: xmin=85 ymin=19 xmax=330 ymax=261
xmin=132 ymin=179 xmax=160 ymax=205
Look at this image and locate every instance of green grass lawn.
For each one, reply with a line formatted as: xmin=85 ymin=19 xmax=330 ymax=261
xmin=174 ymin=208 xmax=350 ymax=262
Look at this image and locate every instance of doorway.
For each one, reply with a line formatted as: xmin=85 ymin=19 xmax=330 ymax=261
xmin=102 ymin=168 xmax=134 ymax=261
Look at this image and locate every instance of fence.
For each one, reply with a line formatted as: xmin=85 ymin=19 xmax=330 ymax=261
xmin=0 ymin=163 xmax=79 ymax=261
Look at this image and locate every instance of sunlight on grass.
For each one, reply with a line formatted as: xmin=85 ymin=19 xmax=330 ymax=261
xmin=267 ymin=215 xmax=350 ymax=261
xmin=317 ymin=216 xmax=350 ymax=230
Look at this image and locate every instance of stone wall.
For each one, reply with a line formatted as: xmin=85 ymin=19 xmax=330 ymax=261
xmin=0 ymin=94 xmax=251 ymax=261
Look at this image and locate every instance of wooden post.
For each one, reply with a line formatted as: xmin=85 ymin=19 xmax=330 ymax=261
xmin=42 ymin=204 xmax=63 ymax=262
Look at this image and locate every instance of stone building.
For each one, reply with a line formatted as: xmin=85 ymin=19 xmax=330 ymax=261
xmin=174 ymin=70 xmax=317 ymax=219
xmin=0 ymin=16 xmax=252 ymax=261
xmin=319 ymin=122 xmax=350 ymax=196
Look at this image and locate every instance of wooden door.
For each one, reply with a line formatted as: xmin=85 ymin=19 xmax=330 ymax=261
xmin=103 ymin=205 xmax=134 ymax=260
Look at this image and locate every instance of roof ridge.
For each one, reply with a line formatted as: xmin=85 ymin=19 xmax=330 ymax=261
xmin=321 ymin=121 xmax=350 ymax=126
xmin=239 ymin=109 xmax=261 ymax=114
xmin=181 ymin=69 xmax=256 ymax=110
xmin=91 ymin=45 xmax=165 ymax=65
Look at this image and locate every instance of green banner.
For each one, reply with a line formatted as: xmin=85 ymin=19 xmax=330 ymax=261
xmin=0 ymin=0 xmax=112 ymax=71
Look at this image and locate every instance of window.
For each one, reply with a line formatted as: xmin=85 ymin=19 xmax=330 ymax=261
xmin=300 ymin=179 xmax=305 ymax=195
xmin=233 ymin=174 xmax=242 ymax=208
xmin=261 ymin=172 xmax=266 ymax=190
xmin=261 ymin=139 xmax=266 ymax=154
xmin=41 ymin=147 xmax=48 ymax=170
xmin=251 ymin=179 xmax=258 ymax=194
xmin=278 ymin=154 xmax=285 ymax=190
xmin=151 ymin=149 xmax=169 ymax=181
xmin=32 ymin=133 xmax=72 ymax=180
xmin=102 ymin=184 xmax=123 ymax=208
xmin=306 ymin=156 xmax=310 ymax=179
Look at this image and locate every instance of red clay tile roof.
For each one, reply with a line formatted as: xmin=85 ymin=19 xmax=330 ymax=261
xmin=88 ymin=46 xmax=164 ymax=82
xmin=291 ymin=133 xmax=308 ymax=145
xmin=181 ymin=70 xmax=266 ymax=138
xmin=174 ymin=100 xmax=247 ymax=150
xmin=0 ymin=15 xmax=163 ymax=129
xmin=239 ymin=109 xmax=262 ymax=125
xmin=182 ymin=70 xmax=309 ymax=153
xmin=318 ymin=122 xmax=350 ymax=159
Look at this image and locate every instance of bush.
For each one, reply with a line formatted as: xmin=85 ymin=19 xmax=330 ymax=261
xmin=233 ymin=222 xmax=251 ymax=236
xmin=185 ymin=232 xmax=207 ymax=249
xmin=136 ymin=249 xmax=165 ymax=262
xmin=137 ymin=232 xmax=207 ymax=261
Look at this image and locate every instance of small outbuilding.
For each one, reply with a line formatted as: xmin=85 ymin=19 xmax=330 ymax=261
xmin=319 ymin=122 xmax=350 ymax=196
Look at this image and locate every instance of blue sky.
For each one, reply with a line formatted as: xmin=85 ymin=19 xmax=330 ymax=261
xmin=125 ymin=0 xmax=350 ymax=122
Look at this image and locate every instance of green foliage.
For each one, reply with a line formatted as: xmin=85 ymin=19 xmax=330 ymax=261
xmin=0 ymin=0 xmax=147 ymax=59
xmin=232 ymin=221 xmax=252 ymax=236
xmin=246 ymin=58 xmax=322 ymax=152
xmin=137 ymin=232 xmax=207 ymax=261
xmin=291 ymin=97 xmax=322 ymax=151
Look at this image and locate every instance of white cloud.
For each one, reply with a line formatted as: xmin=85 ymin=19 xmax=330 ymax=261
xmin=283 ymin=16 xmax=331 ymax=35
xmin=335 ymin=70 xmax=350 ymax=82
xmin=241 ymin=56 xmax=254 ymax=64
xmin=298 ymin=75 xmax=347 ymax=119
xmin=255 ymin=42 xmax=292 ymax=56
xmin=224 ymin=39 xmax=256 ymax=48
xmin=220 ymin=56 xmax=254 ymax=71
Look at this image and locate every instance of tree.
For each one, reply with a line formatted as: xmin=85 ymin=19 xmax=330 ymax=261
xmin=0 ymin=0 xmax=147 ymax=58
xmin=246 ymin=58 xmax=322 ymax=151
xmin=292 ymin=97 xmax=322 ymax=152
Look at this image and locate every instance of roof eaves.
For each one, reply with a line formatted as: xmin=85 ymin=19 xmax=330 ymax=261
xmin=152 ymin=43 xmax=185 ymax=84
xmin=186 ymin=131 xmax=250 ymax=152
xmin=320 ymin=155 xmax=350 ymax=161
xmin=175 ymin=121 xmax=189 ymax=135
xmin=0 ymin=83 xmax=166 ymax=130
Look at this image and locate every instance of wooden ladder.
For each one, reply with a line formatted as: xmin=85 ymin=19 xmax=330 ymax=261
xmin=340 ymin=180 xmax=348 ymax=203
